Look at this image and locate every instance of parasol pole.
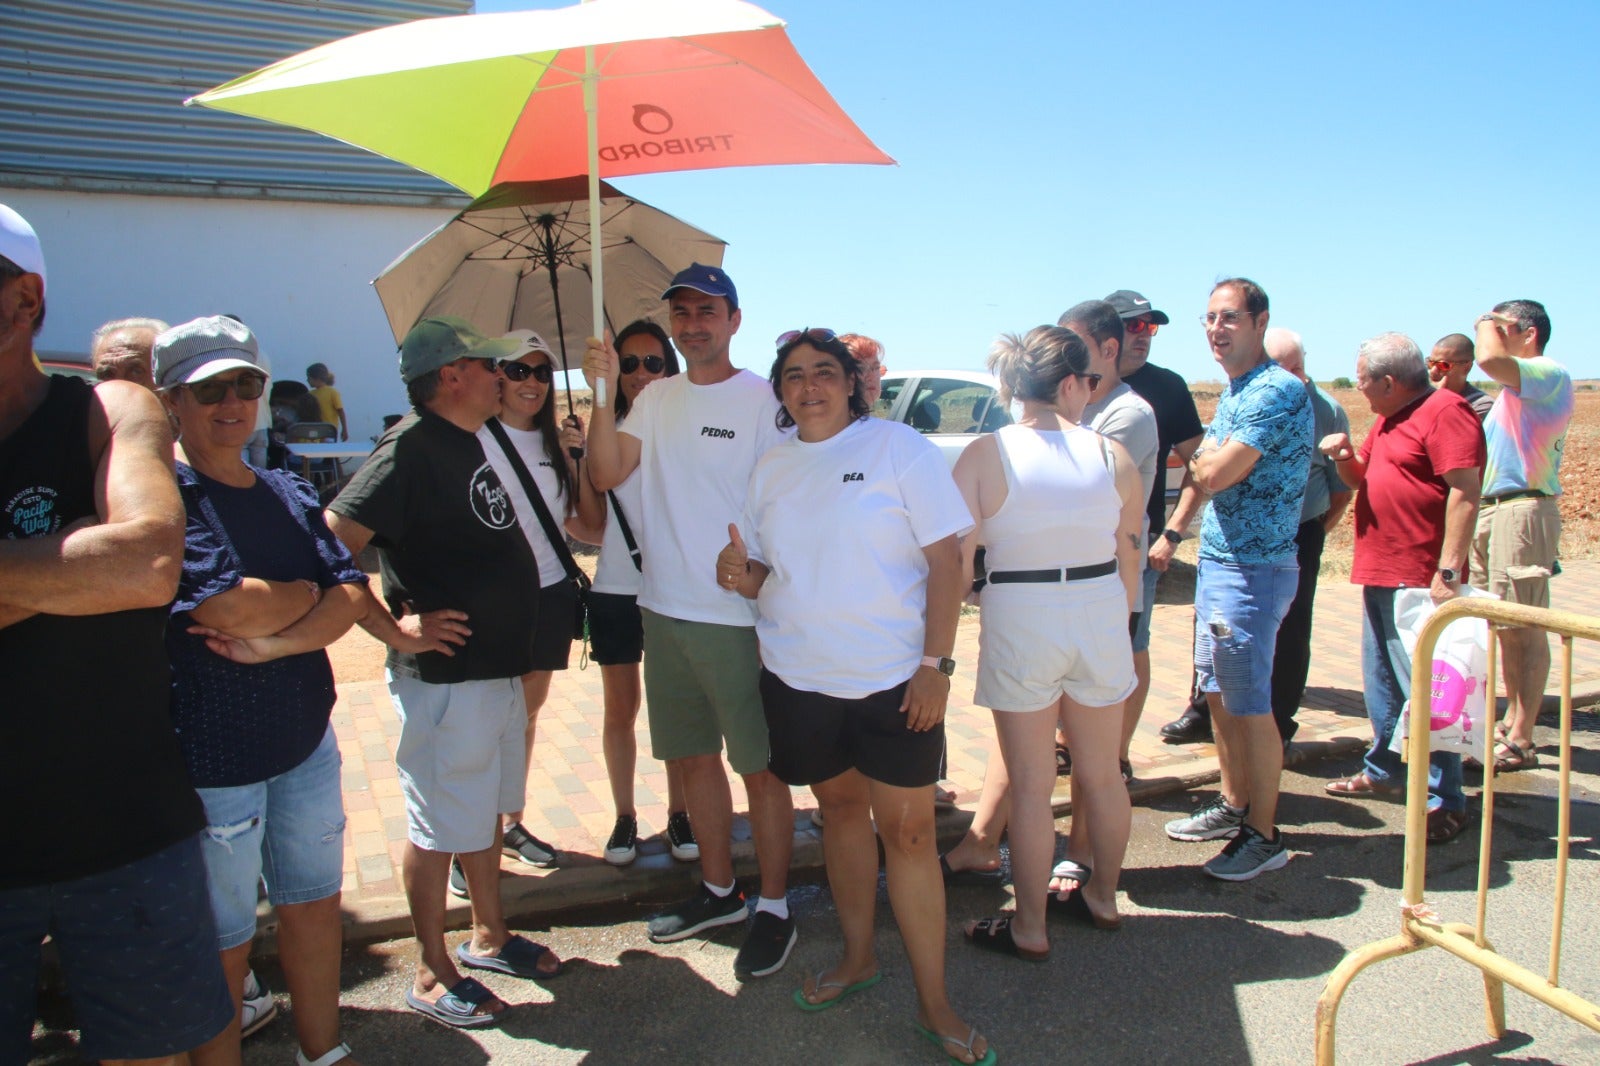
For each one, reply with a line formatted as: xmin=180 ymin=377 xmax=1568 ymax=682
xmin=584 ymin=39 xmax=606 ymax=411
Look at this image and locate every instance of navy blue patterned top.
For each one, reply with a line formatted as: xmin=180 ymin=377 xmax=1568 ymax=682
xmin=168 ymin=464 xmax=367 ymax=787
xmin=1198 ymin=361 xmax=1314 ymax=566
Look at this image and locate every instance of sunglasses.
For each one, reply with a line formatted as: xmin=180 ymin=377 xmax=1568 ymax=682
xmin=501 ymin=361 xmax=553 ymax=383
xmin=184 ymin=373 xmax=266 ymax=405
xmin=620 ymin=354 xmax=666 ymax=375
xmin=1124 ymin=319 xmax=1160 ymax=336
xmin=1074 ymin=371 xmax=1104 ymax=390
xmin=775 ymin=327 xmax=839 ymax=350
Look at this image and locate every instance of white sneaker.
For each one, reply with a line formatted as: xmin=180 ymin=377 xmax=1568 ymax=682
xmin=240 ymin=969 xmax=277 ymax=1038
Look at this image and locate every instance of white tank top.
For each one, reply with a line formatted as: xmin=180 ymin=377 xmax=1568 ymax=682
xmin=982 ymin=423 xmax=1120 ymax=571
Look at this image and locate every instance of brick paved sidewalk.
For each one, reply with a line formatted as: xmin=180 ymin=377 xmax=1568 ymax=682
xmin=320 ymin=561 xmax=1600 ymax=942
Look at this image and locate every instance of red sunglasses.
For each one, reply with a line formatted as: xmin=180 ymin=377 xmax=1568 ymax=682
xmin=1124 ymin=319 xmax=1159 ymax=337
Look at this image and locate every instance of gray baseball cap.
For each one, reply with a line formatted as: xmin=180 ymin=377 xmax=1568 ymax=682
xmin=153 ymin=315 xmax=266 ymax=388
xmin=1104 ymin=289 xmax=1170 ymax=325
xmin=398 ymin=316 xmax=522 ymax=383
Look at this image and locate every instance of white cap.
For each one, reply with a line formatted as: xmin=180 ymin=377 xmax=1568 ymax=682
xmin=501 ymin=329 xmax=555 ymax=360
xmin=0 ymin=204 xmax=46 ymax=296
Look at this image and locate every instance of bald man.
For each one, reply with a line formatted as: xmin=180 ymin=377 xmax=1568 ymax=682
xmin=1428 ymin=334 xmax=1494 ymax=423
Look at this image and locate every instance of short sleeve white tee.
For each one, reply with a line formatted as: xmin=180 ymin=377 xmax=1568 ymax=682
xmin=476 ymin=421 xmax=568 ymax=588
xmin=622 ymin=369 xmax=788 ymax=626
xmin=592 ymin=412 xmax=645 ymax=596
xmin=740 ymin=418 xmax=974 ymax=699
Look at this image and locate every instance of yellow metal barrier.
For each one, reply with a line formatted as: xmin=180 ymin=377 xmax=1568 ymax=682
xmin=1314 ymin=597 xmax=1600 ymax=1065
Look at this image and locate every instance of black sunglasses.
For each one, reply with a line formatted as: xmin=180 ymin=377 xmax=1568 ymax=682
xmin=501 ymin=361 xmax=553 ymax=383
xmin=775 ymin=327 xmax=839 ymax=350
xmin=619 ymin=354 xmax=666 ymax=375
xmin=184 ymin=373 xmax=267 ymax=405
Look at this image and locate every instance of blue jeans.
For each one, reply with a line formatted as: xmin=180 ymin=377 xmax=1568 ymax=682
xmin=196 ymin=724 xmax=346 ymax=949
xmin=1361 ymin=586 xmax=1465 ymax=812
xmin=1193 ymin=558 xmax=1299 ymax=716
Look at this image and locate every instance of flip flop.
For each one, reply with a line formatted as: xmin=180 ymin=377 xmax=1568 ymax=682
xmin=916 ymin=1022 xmax=998 ymax=1066
xmin=940 ymin=854 xmax=1004 ymax=887
xmin=404 ymin=977 xmax=503 ymax=1029
xmin=792 ymin=970 xmax=882 ymax=1012
xmin=964 ymin=917 xmax=1048 ymax=962
xmin=457 ymin=934 xmax=562 ymax=980
xmin=1048 ymin=859 xmax=1091 ymax=886
xmin=1049 ymin=888 xmax=1122 ymax=931
xmin=1492 ymin=738 xmax=1538 ymax=774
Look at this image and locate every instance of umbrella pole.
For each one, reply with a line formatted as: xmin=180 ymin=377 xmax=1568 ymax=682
xmin=585 ymin=42 xmax=607 ymax=410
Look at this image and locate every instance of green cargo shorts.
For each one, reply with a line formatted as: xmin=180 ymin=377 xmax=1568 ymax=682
xmin=641 ymin=609 xmax=769 ymax=774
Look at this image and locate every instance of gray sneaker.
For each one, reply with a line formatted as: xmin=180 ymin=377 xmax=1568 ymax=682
xmin=1203 ymin=825 xmax=1289 ymax=881
xmin=1164 ymin=794 xmax=1246 ymax=842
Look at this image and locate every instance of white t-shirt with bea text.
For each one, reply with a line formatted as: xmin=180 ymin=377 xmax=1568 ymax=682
xmin=740 ymin=418 xmax=974 ymax=699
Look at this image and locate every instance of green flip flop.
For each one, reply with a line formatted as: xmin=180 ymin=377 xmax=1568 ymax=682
xmin=792 ymin=970 xmax=882 ymax=1012
xmin=916 ymin=1022 xmax=997 ymax=1065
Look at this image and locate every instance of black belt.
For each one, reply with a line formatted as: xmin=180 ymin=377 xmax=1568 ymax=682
xmin=987 ymin=560 xmax=1118 ymax=584
xmin=1485 ymin=489 xmax=1548 ymax=503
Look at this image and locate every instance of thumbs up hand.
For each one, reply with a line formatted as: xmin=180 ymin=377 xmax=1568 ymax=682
xmin=717 ymin=522 xmax=750 ymax=592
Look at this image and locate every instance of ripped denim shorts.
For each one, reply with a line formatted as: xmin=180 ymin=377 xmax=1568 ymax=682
xmin=1192 ymin=557 xmax=1298 ymax=717
xmin=195 ymin=723 xmax=346 ymax=950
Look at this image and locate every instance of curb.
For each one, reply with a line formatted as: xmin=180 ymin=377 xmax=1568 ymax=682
xmin=257 ymin=730 xmax=1378 ymax=953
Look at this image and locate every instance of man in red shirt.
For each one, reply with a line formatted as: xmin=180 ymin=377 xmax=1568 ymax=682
xmin=1318 ymin=333 xmax=1483 ymax=842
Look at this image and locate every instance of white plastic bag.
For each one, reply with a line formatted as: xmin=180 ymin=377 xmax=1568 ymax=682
xmin=1389 ymin=586 xmax=1498 ymax=756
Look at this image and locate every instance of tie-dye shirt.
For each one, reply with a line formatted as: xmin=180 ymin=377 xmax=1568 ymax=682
xmin=1482 ymin=357 xmax=1573 ymax=497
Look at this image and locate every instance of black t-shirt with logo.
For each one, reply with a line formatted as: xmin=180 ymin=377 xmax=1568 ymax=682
xmin=330 ymin=409 xmax=540 ymax=684
xmin=1123 ymin=361 xmax=1205 ymax=538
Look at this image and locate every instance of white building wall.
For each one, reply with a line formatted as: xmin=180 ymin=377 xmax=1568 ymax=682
xmin=4 ymin=187 xmax=454 ymax=441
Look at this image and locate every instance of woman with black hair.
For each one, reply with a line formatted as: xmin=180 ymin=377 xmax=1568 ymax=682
xmin=716 ymin=328 xmax=991 ymax=1065
xmin=463 ymin=329 xmax=603 ymax=896
xmin=586 ymin=319 xmax=697 ymax=867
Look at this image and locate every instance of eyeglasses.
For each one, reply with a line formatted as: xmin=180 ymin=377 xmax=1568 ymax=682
xmin=1200 ymin=310 xmax=1254 ymax=329
xmin=775 ymin=327 xmax=838 ymax=350
xmin=619 ymin=354 xmax=666 ymax=375
xmin=1124 ymin=319 xmax=1160 ymax=337
xmin=501 ymin=361 xmax=553 ymax=383
xmin=183 ymin=373 xmax=266 ymax=405
xmin=1074 ymin=372 xmax=1104 ymax=390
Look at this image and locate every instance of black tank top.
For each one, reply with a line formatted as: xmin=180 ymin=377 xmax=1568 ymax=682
xmin=1 ymin=375 xmax=202 ymax=888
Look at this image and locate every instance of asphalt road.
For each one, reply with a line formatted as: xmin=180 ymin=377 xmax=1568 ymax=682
xmin=31 ymin=714 xmax=1600 ymax=1066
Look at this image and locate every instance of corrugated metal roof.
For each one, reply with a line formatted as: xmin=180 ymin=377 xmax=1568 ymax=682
xmin=0 ymin=0 xmax=474 ymax=205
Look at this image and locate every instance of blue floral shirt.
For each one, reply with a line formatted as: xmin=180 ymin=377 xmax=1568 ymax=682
xmin=1199 ymin=361 xmax=1314 ymax=565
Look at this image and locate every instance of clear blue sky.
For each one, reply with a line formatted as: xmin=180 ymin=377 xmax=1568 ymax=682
xmin=477 ymin=0 xmax=1600 ymax=385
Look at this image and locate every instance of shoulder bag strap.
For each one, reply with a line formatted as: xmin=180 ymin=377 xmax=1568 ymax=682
xmin=484 ymin=419 xmax=589 ymax=590
xmin=606 ymin=489 xmax=643 ymax=573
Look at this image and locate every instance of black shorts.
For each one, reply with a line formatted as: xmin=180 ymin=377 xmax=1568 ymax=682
xmin=530 ymin=580 xmax=577 ymax=671
xmin=759 ymin=668 xmax=944 ymax=789
xmin=1127 ymin=611 xmax=1140 ymax=640
xmin=586 ymin=591 xmax=644 ymax=665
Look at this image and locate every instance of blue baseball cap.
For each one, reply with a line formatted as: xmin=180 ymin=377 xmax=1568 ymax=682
xmin=661 ymin=262 xmax=738 ymax=311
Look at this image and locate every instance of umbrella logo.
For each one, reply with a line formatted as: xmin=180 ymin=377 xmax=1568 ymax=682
xmin=632 ymin=105 xmax=674 ymax=136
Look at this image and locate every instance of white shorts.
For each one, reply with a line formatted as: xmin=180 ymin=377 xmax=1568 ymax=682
xmin=387 ymin=672 xmax=527 ymax=854
xmin=974 ymin=576 xmax=1135 ymax=712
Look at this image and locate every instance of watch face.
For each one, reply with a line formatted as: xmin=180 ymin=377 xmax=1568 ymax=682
xmin=937 ymin=657 xmax=956 ymax=676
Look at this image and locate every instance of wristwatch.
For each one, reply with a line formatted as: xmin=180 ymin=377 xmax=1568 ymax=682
xmin=1438 ymin=567 xmax=1460 ymax=583
xmin=1161 ymin=529 xmax=1183 ymax=546
xmin=921 ymin=655 xmax=957 ymax=676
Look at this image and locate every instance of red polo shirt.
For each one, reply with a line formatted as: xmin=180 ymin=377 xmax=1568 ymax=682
xmin=1351 ymin=387 xmax=1484 ymax=588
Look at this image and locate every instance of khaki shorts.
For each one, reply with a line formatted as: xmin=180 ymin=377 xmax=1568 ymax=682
xmin=641 ymin=609 xmax=769 ymax=774
xmin=1471 ymin=495 xmax=1561 ymax=608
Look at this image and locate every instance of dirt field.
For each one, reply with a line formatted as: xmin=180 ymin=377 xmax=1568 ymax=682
xmin=328 ymin=384 xmax=1598 ymax=684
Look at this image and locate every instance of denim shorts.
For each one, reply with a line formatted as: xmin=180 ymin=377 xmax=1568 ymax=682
xmin=0 ymin=835 xmax=232 ymax=1062
xmin=196 ymin=723 xmax=346 ymax=950
xmin=1131 ymin=564 xmax=1162 ymax=653
xmin=389 ymin=672 xmax=527 ymax=853
xmin=1193 ymin=558 xmax=1298 ymax=716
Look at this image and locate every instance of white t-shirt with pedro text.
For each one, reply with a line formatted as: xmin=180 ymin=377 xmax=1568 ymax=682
xmin=622 ymin=369 xmax=788 ymax=626
xmin=740 ymin=418 xmax=974 ymax=699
